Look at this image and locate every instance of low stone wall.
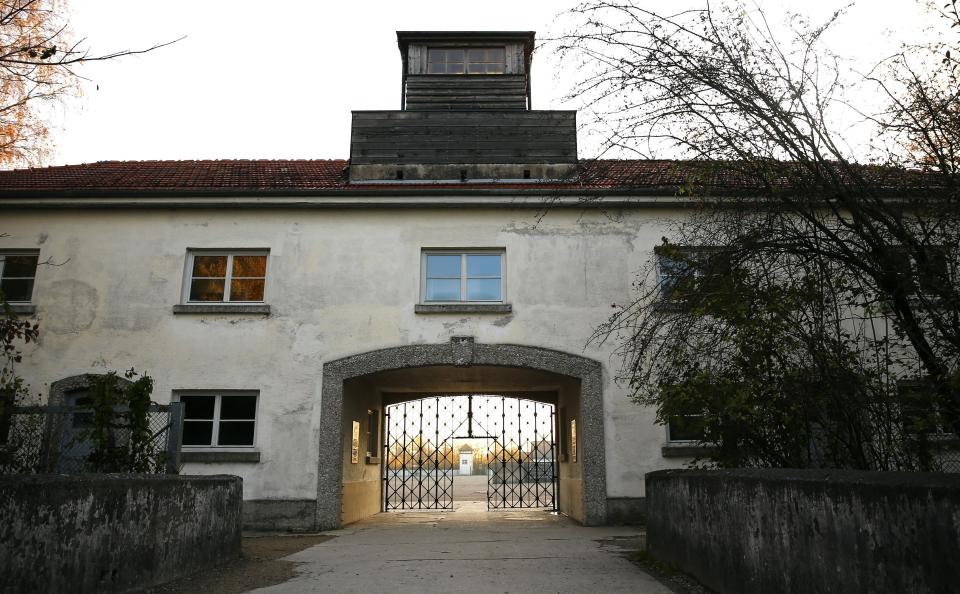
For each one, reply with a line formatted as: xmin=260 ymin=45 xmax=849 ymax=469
xmin=244 ymin=499 xmax=316 ymax=532
xmin=605 ymin=497 xmax=645 ymax=525
xmin=0 ymin=474 xmax=242 ymax=593
xmin=646 ymin=469 xmax=960 ymax=594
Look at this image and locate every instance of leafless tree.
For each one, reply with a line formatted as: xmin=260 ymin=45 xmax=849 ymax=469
xmin=553 ymin=1 xmax=960 ymax=469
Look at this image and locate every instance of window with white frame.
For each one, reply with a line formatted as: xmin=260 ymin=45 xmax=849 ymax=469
xmin=422 ymin=250 xmax=505 ymax=303
xmin=0 ymin=250 xmax=40 ymax=303
xmin=183 ymin=250 xmax=268 ymax=303
xmin=177 ymin=391 xmax=258 ymax=447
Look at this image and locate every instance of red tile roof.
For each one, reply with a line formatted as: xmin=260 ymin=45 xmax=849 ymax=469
xmin=0 ymin=158 xmax=936 ymax=195
xmin=0 ymin=160 xmax=351 ymax=192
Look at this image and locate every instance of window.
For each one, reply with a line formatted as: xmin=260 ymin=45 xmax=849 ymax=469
xmin=899 ymin=381 xmax=959 ymax=437
xmin=655 ymin=245 xmax=731 ymax=303
xmin=558 ymin=407 xmax=569 ymax=461
xmin=667 ymin=414 xmax=707 ymax=442
xmin=0 ymin=251 xmax=39 ymax=303
xmin=427 ymin=47 xmax=506 ymax=74
xmin=183 ymin=251 xmax=268 ymax=303
xmin=366 ymin=408 xmax=380 ymax=458
xmin=422 ymin=250 xmax=504 ymax=303
xmin=656 ymin=251 xmax=689 ymax=301
xmin=888 ymin=246 xmax=953 ymax=298
xmin=177 ymin=391 xmax=258 ymax=447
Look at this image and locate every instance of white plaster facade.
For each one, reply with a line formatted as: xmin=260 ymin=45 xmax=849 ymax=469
xmin=1 ymin=204 xmax=691 ymax=506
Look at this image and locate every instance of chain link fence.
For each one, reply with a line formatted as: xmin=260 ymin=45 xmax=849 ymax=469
xmin=932 ymin=438 xmax=960 ymax=473
xmin=0 ymin=403 xmax=183 ymax=475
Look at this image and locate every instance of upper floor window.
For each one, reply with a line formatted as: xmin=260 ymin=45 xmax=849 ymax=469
xmin=183 ymin=250 xmax=268 ymax=303
xmin=427 ymin=47 xmax=506 ymax=74
xmin=0 ymin=250 xmax=39 ymax=303
xmin=655 ymin=245 xmax=732 ymax=304
xmin=422 ymin=250 xmax=504 ymax=303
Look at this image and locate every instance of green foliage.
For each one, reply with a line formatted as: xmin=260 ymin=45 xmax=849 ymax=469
xmin=0 ymin=291 xmax=39 ymax=404
xmin=79 ymin=369 xmax=164 ymax=473
xmin=610 ymin=234 xmax=951 ymax=471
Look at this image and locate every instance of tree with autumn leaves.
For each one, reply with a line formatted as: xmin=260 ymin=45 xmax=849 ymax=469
xmin=0 ymin=0 xmax=173 ymax=166
xmin=1 ymin=1 xmax=170 ymax=421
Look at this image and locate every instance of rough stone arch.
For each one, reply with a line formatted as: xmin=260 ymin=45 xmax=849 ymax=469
xmin=316 ymin=337 xmax=606 ymax=529
xmin=44 ymin=373 xmax=134 ymax=472
xmin=49 ymin=373 xmax=133 ymax=405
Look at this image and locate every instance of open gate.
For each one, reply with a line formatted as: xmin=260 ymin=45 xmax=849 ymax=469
xmin=383 ymin=395 xmax=558 ymax=511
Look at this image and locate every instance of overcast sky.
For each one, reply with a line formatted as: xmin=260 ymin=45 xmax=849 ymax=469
xmin=49 ymin=0 xmax=938 ymax=166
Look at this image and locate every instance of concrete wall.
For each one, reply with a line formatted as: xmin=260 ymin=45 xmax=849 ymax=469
xmin=557 ymin=378 xmax=584 ymax=522
xmin=1 ymin=205 xmax=692 ymax=527
xmin=341 ymin=377 xmax=382 ymax=525
xmin=646 ymin=469 xmax=960 ymax=594
xmin=0 ymin=474 xmax=242 ymax=594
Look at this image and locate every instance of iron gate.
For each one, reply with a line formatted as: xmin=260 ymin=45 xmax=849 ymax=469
xmin=382 ymin=395 xmax=558 ymax=511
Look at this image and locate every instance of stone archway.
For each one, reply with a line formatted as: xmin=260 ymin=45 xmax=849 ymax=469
xmin=316 ymin=336 xmax=606 ymax=530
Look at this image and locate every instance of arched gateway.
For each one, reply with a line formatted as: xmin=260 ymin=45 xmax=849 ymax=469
xmin=316 ymin=337 xmax=607 ymax=529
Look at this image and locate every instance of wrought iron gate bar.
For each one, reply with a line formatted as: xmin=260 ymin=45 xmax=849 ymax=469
xmin=383 ymin=394 xmax=557 ymax=512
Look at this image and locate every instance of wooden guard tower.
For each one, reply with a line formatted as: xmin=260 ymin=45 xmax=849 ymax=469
xmin=348 ymin=31 xmax=578 ymax=183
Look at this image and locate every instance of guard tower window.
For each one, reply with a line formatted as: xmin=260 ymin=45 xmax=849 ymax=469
xmin=427 ymin=47 xmax=505 ymax=74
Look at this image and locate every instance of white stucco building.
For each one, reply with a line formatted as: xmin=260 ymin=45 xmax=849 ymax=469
xmin=0 ymin=31 xmax=703 ymax=529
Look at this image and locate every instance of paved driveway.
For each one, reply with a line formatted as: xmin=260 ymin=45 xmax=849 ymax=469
xmin=251 ymin=505 xmax=672 ymax=594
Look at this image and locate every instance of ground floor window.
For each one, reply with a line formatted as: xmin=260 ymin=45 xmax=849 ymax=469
xmin=667 ymin=414 xmax=707 ymax=442
xmin=177 ymin=391 xmax=258 ymax=447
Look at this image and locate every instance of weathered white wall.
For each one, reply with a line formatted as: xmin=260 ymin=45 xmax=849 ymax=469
xmin=0 ymin=204 xmax=690 ymax=501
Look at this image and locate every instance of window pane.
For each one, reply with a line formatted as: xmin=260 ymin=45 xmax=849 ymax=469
xmin=446 ymin=49 xmax=464 ymax=63
xmin=446 ymin=63 xmax=464 ymax=74
xmin=467 ymin=254 xmax=501 ymax=277
xmin=467 ymin=48 xmax=485 ymax=62
xmin=426 ymin=254 xmax=461 ymax=277
xmin=232 ymin=255 xmax=266 ymax=277
xmin=468 ymin=64 xmax=485 ymax=74
xmin=189 ymin=279 xmax=225 ymax=301
xmin=466 ymin=278 xmax=501 ymax=301
xmin=218 ymin=421 xmax=255 ymax=446
xmin=0 ymin=278 xmax=33 ymax=302
xmin=427 ymin=63 xmax=445 ymax=74
xmin=426 ymin=279 xmax=461 ymax=301
xmin=181 ymin=395 xmax=216 ymax=420
xmin=669 ymin=415 xmax=706 ymax=441
xmin=487 ymin=48 xmax=505 ymax=62
xmin=485 ymin=63 xmax=504 ymax=74
xmin=220 ymin=395 xmax=257 ymax=420
xmin=2 ymin=254 xmax=38 ymax=277
xmin=192 ymin=255 xmax=227 ymax=277
xmin=183 ymin=421 xmax=214 ymax=446
xmin=229 ymin=279 xmax=265 ymax=302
